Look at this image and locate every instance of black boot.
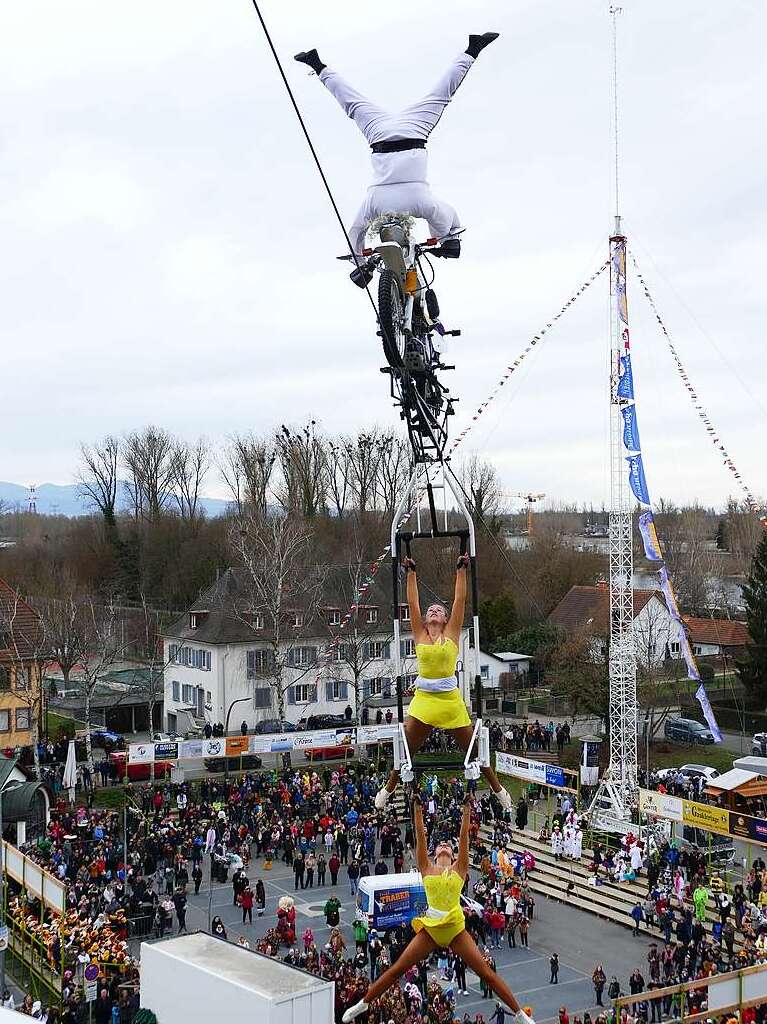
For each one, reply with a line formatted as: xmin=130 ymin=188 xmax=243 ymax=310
xmin=294 ymin=49 xmax=326 ymax=75
xmin=466 ymin=33 xmax=500 ymax=59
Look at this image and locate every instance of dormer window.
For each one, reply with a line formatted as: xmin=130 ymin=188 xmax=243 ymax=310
xmin=366 ymin=607 xmax=378 ymax=624
xmin=327 ymin=609 xmax=341 ymax=626
xmin=189 ymin=610 xmax=208 ymax=629
xmin=254 ymin=613 xmax=264 ymax=630
xmin=400 ymin=604 xmax=410 ymax=622
xmin=189 ymin=613 xmax=198 ymax=629
xmin=292 ymin=612 xmax=304 ymax=629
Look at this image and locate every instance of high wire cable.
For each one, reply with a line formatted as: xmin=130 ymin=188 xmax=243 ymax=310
xmin=248 ymin=0 xmax=380 ymax=322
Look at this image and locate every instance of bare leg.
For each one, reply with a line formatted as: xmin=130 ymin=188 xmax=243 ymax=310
xmin=450 ymin=930 xmax=522 ymax=1013
xmin=365 ymin=929 xmax=436 ymax=1003
xmin=449 ymin=724 xmax=507 ymax=795
xmin=384 ymin=716 xmax=433 ymax=793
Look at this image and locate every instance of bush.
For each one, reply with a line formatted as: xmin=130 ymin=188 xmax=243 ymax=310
xmin=699 ymin=662 xmax=715 ymax=682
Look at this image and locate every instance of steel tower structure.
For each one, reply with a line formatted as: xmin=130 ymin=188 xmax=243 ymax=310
xmin=589 ymin=8 xmax=639 ymax=824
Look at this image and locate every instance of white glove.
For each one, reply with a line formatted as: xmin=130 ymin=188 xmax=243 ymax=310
xmin=515 ymin=1010 xmax=535 ymax=1024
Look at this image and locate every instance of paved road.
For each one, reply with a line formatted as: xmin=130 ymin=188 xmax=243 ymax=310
xmin=144 ymin=857 xmax=658 ymax=1024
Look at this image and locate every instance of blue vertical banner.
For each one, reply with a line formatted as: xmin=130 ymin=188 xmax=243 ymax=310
xmin=657 ymin=566 xmax=681 ymax=620
xmin=695 ymin=684 xmax=723 ymax=743
xmin=638 ymin=511 xmax=663 ymax=561
xmin=617 ymin=354 xmax=634 ymax=399
xmin=626 ymin=454 xmax=650 ymax=505
xmin=621 ymin=404 xmax=642 ymax=453
xmin=678 ymin=625 xmax=701 ymax=682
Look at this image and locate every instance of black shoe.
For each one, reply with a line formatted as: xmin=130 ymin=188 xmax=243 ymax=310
xmin=466 ymin=33 xmax=500 ymax=59
xmin=433 ymin=238 xmax=461 ymax=259
xmin=294 ymin=49 xmax=326 ymax=74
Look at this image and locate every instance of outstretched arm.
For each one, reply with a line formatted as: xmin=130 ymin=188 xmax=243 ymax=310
xmin=446 ymin=554 xmax=468 ymax=643
xmin=413 ymin=798 xmax=430 ymax=874
xmin=405 ymin=560 xmax=425 ymax=641
xmin=455 ymin=796 xmax=472 ymax=879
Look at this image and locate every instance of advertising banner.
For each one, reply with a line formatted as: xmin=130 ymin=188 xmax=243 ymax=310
xmin=201 ymin=738 xmax=227 ymax=759
xmin=545 ymin=765 xmax=566 ymax=788
xmin=154 ymin=741 xmax=179 ymax=761
xmin=639 ymin=788 xmax=683 ymax=822
xmin=128 ymin=743 xmax=155 ymax=765
xmin=357 ymin=724 xmax=398 ymax=743
xmin=729 ymin=812 xmax=767 ymax=846
xmin=372 ymin=885 xmax=427 ymax=930
xmin=495 ymin=752 xmax=547 ymax=785
xmin=225 ymin=736 xmax=250 ymax=757
xmin=682 ymin=799 xmax=730 ymax=837
xmin=181 ymin=739 xmax=204 ymax=759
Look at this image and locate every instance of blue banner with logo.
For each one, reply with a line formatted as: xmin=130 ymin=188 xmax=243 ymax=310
xmin=626 ymin=454 xmax=650 ymax=505
xmin=658 ymin=565 xmax=681 ymax=621
xmin=638 ymin=511 xmax=663 ymax=561
xmin=695 ymin=683 xmax=723 ymax=743
xmin=545 ymin=765 xmax=566 ymax=788
xmin=678 ymin=626 xmax=701 ymax=683
xmin=621 ymin=404 xmax=641 ymax=453
xmin=617 ymin=354 xmax=634 ymax=399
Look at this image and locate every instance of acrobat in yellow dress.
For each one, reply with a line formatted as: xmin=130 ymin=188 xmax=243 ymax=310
xmin=407 ymin=637 xmax=472 ymax=730
xmin=412 ymin=869 xmax=466 ymax=946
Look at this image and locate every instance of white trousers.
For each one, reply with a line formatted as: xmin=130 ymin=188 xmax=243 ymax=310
xmin=319 ymin=53 xmax=474 ymax=253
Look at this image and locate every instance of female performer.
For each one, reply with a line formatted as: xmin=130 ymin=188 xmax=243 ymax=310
xmin=375 ymin=554 xmax=513 ymax=810
xmin=342 ymin=797 xmax=535 ymax=1024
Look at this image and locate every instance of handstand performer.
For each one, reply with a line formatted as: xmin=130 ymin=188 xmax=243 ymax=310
xmin=342 ymin=795 xmax=535 ymax=1024
xmin=374 ymin=554 xmax=513 ymax=812
xmin=294 ymin=34 xmax=500 ymax=257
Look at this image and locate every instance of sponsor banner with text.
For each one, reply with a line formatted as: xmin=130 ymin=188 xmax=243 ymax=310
xmin=128 ymin=743 xmax=155 ymax=765
xmin=639 ymin=788 xmax=683 ymax=822
xmin=728 ymin=812 xmax=767 ymax=847
xmin=154 ymin=741 xmax=179 ymax=761
xmin=495 ymin=752 xmax=547 ymax=785
xmin=682 ymin=799 xmax=730 ymax=836
xmin=225 ymin=736 xmax=250 ymax=757
xmin=357 ymin=724 xmax=398 ymax=743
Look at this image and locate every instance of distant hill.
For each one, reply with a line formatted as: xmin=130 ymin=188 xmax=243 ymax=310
xmin=0 ymin=481 xmax=230 ymax=518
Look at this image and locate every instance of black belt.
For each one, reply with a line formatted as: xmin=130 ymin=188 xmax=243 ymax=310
xmin=370 ymin=139 xmax=426 ymax=154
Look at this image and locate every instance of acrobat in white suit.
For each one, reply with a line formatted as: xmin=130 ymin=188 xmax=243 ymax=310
xmin=295 ymin=34 xmax=499 ymax=255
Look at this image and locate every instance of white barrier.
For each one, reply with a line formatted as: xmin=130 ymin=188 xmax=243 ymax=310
xmin=2 ymin=840 xmax=66 ymax=914
xmin=129 ymin=723 xmax=397 ymax=763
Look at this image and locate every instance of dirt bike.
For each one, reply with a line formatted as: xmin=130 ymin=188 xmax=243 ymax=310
xmin=340 ymin=217 xmax=461 ymax=460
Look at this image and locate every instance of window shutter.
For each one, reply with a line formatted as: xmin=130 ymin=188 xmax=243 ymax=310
xmin=287 ymin=686 xmax=296 ymax=705
xmin=362 ymin=643 xmax=371 ymax=661
xmin=340 ymin=681 xmax=348 ymax=700
xmin=362 ymin=679 xmax=370 ymax=699
xmin=325 ymin=681 xmax=333 ymax=702
xmin=310 ymin=684 xmax=318 ymax=702
xmin=382 ymin=677 xmax=392 ymax=698
xmin=382 ymin=642 xmax=391 ymax=660
xmin=309 ymin=647 xmax=318 ymax=665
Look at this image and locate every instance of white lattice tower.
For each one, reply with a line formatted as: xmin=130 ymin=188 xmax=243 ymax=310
xmin=590 ymin=229 xmax=639 ymax=823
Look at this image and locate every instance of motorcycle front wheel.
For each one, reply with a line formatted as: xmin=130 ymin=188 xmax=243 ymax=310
xmin=378 ymin=270 xmax=406 ymax=368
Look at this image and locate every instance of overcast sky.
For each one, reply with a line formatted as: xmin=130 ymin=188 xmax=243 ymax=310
xmin=2 ymin=0 xmax=765 ymax=511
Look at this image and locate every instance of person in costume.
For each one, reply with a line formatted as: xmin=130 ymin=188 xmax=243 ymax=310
xmin=375 ymin=554 xmax=513 ymax=811
xmin=294 ymin=35 xmax=500 ymax=258
xmin=341 ymin=795 xmax=534 ymax=1024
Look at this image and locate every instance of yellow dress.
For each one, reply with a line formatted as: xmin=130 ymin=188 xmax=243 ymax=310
xmin=411 ymin=869 xmax=466 ymax=946
xmin=407 ymin=637 xmax=471 ymax=730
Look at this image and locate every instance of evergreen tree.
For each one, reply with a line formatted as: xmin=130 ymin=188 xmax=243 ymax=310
xmin=737 ymin=531 xmax=767 ymax=704
xmin=478 ymin=590 xmax=517 ymax=648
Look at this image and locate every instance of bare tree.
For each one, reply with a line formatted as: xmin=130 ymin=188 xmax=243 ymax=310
xmin=274 ymin=423 xmax=328 ymax=518
xmin=78 ymin=435 xmax=120 ymax=532
xmin=232 ymin=513 xmax=327 ymax=721
xmin=122 ymin=426 xmax=177 ymax=522
xmin=172 ymin=437 xmax=210 ymax=523
xmin=326 ymin=437 xmax=354 ymax=519
xmin=459 ymin=455 xmax=505 ymax=528
xmin=36 ymin=593 xmax=88 ymax=687
xmin=346 ymin=430 xmax=382 ymax=517
xmin=219 ymin=433 xmax=277 ymax=519
xmin=375 ymin=430 xmax=411 ymax=518
xmin=653 ymin=503 xmax=714 ymax=613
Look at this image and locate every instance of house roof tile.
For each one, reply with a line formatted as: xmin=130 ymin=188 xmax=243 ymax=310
xmin=682 ymin=616 xmax=751 ymax=648
xmin=0 ymin=577 xmax=44 ymax=660
xmin=546 ymin=584 xmax=661 ymax=633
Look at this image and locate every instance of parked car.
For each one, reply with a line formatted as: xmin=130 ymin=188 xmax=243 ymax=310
xmin=252 ymin=719 xmax=298 ymax=735
xmin=751 ymin=733 xmax=767 ymax=756
xmin=679 ymin=824 xmax=735 ymax=865
xmin=655 ymin=763 xmax=720 ymax=784
xmin=90 ymin=729 xmax=124 ymax=751
xmin=204 ymin=754 xmax=263 ymax=773
xmin=300 ymin=714 xmax=351 ymax=731
xmin=663 ymin=718 xmax=716 ymax=745
xmin=109 ymin=752 xmax=173 ymax=781
xmin=305 ymin=745 xmax=355 ymax=762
